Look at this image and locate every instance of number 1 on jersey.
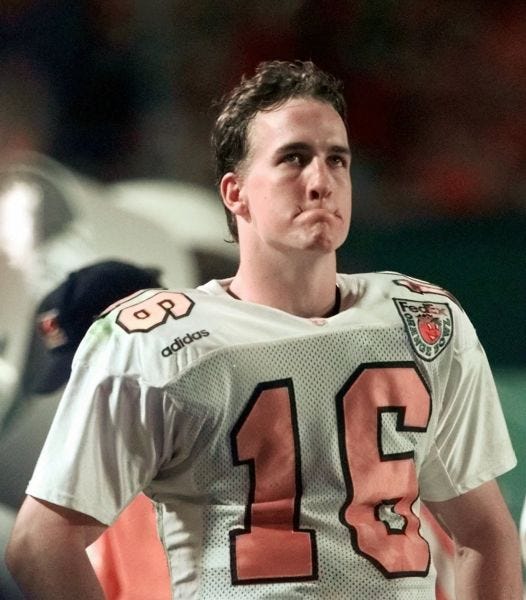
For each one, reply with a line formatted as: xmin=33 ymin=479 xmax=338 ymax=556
xmin=230 ymin=380 xmax=317 ymax=584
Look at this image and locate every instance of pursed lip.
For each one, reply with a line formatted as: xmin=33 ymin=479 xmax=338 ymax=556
xmin=295 ymin=206 xmax=342 ymax=221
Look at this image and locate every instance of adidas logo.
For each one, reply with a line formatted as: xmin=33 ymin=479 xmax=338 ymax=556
xmin=161 ymin=330 xmax=210 ymax=357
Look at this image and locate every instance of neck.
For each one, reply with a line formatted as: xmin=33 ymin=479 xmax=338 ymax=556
xmin=229 ymin=250 xmax=338 ymax=318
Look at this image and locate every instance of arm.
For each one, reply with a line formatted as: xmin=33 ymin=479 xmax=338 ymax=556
xmin=425 ymin=479 xmax=523 ymax=600
xmin=6 ymin=496 xmax=107 ymax=600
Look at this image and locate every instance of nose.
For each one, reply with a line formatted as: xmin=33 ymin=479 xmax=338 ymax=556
xmin=307 ymin=158 xmax=332 ymax=201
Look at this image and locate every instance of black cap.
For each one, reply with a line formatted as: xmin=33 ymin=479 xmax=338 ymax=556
xmin=32 ymin=260 xmax=163 ymax=394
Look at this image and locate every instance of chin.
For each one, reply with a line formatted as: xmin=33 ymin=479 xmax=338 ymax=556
xmin=302 ymin=224 xmax=346 ymax=253
xmin=301 ymin=235 xmax=339 ymax=253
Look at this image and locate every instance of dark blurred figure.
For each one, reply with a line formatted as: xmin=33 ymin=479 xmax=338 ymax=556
xmin=0 ymin=260 xmax=163 ymax=599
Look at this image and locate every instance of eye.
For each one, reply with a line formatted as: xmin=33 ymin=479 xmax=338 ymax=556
xmin=328 ymin=154 xmax=348 ymax=168
xmin=282 ymin=153 xmax=306 ymax=166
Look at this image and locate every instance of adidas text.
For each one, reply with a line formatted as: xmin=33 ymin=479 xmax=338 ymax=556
xmin=161 ymin=330 xmax=210 ymax=356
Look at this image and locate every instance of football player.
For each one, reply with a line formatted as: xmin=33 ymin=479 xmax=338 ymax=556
xmin=7 ymin=60 xmax=522 ymax=599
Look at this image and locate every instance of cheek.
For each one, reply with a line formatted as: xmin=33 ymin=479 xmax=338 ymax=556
xmin=342 ymin=181 xmax=352 ymax=218
xmin=338 ymin=187 xmax=352 ymax=236
xmin=250 ymin=179 xmax=293 ymax=219
xmin=345 ymin=197 xmax=353 ymax=223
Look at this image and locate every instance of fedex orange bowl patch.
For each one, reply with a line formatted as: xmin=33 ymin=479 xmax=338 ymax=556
xmin=393 ymin=299 xmax=453 ymax=361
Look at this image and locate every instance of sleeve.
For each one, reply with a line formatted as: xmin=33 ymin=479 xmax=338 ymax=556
xmin=419 ymin=312 xmax=517 ymax=502
xmin=26 ymin=323 xmax=178 ymax=525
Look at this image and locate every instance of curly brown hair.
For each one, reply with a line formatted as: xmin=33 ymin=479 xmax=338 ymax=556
xmin=211 ymin=60 xmax=347 ymax=242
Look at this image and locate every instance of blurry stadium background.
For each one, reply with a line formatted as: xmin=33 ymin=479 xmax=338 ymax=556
xmin=0 ymin=0 xmax=524 ymax=551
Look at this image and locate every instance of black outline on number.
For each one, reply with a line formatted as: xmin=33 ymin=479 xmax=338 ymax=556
xmin=229 ymin=378 xmax=318 ymax=585
xmin=229 ymin=363 xmax=432 ymax=584
xmin=116 ymin=291 xmax=194 ymax=333
xmin=374 ymin=498 xmax=406 ymax=534
xmin=336 ymin=361 xmax=432 ymax=579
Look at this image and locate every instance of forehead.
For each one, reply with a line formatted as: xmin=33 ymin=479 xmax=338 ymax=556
xmin=247 ymin=97 xmax=348 ymax=155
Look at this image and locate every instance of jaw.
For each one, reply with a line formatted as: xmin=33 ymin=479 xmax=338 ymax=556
xmin=238 ymin=211 xmax=350 ymax=259
xmin=293 ymin=213 xmax=349 ymax=253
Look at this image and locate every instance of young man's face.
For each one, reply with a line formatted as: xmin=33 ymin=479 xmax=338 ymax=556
xmin=233 ymin=97 xmax=352 ymax=256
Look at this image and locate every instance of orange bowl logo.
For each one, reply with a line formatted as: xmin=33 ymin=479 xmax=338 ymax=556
xmin=418 ymin=316 xmax=441 ymax=345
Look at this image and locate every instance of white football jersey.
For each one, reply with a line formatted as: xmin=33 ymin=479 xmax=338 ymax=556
xmin=28 ymin=272 xmax=516 ymax=599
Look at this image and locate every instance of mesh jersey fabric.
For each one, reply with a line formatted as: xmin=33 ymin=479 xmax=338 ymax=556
xmin=27 ymin=272 xmax=516 ymax=599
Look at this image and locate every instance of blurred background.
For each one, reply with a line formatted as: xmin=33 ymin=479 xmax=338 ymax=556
xmin=0 ymin=0 xmax=524 ymax=545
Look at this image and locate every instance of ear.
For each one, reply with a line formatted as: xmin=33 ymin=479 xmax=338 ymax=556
xmin=220 ymin=172 xmax=249 ymax=218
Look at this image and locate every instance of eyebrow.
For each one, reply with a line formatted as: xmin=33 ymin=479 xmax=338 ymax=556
xmin=275 ymin=142 xmax=352 ymax=156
